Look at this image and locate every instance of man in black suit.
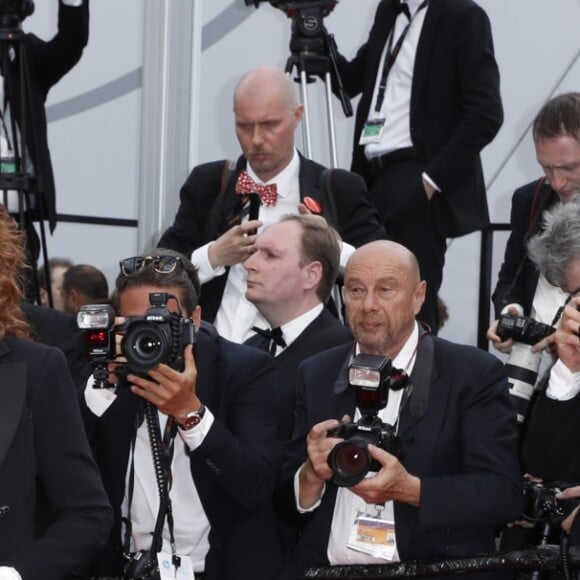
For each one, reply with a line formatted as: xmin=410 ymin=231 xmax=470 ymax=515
xmin=0 ymin=205 xmax=112 ymax=580
xmin=244 ymin=214 xmax=353 ymax=441
xmin=278 ymin=240 xmax=521 ymax=579
xmin=0 ymin=0 xmax=89 ymax=234
xmin=332 ymin=0 xmax=502 ymax=331
xmin=158 ymin=66 xmax=385 ymax=343
xmin=80 ymin=248 xmax=284 ymax=580
xmin=488 ymin=93 xmax=580 ymax=352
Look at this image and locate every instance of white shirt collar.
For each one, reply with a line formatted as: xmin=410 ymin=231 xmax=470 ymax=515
xmin=280 ymin=303 xmax=324 ymax=349
xmin=355 ymin=322 xmax=420 ymax=373
xmin=246 ymin=148 xmax=300 ymax=200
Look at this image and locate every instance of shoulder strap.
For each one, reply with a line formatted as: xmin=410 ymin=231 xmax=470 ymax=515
xmin=319 ymin=168 xmax=339 ymax=229
xmin=408 ymin=328 xmax=434 ymax=419
xmin=527 ymin=177 xmax=549 ymax=232
xmin=220 ymin=159 xmax=237 ymax=199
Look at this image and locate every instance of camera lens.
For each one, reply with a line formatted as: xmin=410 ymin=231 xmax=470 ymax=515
xmin=122 ymin=322 xmax=169 ymax=372
xmin=328 ymin=436 xmax=371 ymax=487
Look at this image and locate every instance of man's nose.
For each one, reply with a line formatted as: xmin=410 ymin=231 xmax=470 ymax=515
xmin=252 ymin=125 xmax=263 ymax=145
xmin=361 ymin=291 xmax=377 ymax=311
xmin=550 ymin=170 xmax=567 ymax=194
xmin=243 ymin=252 xmax=256 ymax=271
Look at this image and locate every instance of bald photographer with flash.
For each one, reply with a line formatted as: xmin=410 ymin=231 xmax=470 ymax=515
xmin=277 ymin=240 xmax=521 ymax=579
xmin=79 ymin=248 xmax=284 ymax=580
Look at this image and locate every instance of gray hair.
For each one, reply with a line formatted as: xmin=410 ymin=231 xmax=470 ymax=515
xmin=527 ymin=197 xmax=580 ymax=288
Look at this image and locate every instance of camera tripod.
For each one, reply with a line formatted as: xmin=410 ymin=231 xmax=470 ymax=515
xmin=0 ymin=21 xmax=51 ymax=305
xmin=284 ymin=23 xmax=352 ymax=168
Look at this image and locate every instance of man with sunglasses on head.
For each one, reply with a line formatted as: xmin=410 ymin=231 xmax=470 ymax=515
xmin=158 ymin=66 xmax=385 ymax=343
xmin=80 ymin=248 xmax=285 ymax=580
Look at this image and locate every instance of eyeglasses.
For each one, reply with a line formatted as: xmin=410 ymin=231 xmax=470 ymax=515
xmin=119 ymin=255 xmax=183 ymax=276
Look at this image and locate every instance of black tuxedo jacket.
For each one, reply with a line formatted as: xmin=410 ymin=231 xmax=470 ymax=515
xmin=158 ymin=153 xmax=385 ymax=322
xmin=335 ymin=0 xmax=502 ymax=237
xmin=80 ymin=323 xmax=285 ymax=580
xmin=245 ymin=309 xmax=353 ymax=441
xmin=278 ymin=337 xmax=521 ymax=578
xmin=21 ymin=302 xmax=87 ymax=388
xmin=0 ymin=336 xmax=111 ymax=580
xmin=6 ymin=0 xmax=89 ymax=232
xmin=492 ymin=179 xmax=558 ymax=318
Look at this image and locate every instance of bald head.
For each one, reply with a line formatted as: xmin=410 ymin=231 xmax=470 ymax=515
xmin=347 ymin=240 xmax=421 ymax=283
xmin=234 ymin=67 xmax=298 ymax=111
xmin=344 ymin=240 xmax=426 ymax=357
xmin=233 ymin=66 xmax=303 ymax=182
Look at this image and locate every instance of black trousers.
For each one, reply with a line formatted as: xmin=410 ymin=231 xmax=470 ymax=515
xmin=367 ymin=157 xmax=447 ymax=333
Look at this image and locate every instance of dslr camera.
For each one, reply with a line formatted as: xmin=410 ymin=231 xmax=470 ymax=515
xmin=77 ymin=292 xmax=195 ymax=389
xmin=496 ymin=314 xmax=556 ymax=425
xmin=123 ymin=549 xmax=159 ymax=580
xmin=327 ymin=354 xmax=406 ymax=487
xmin=0 ymin=0 xmax=35 ymax=30
xmin=522 ymin=480 xmax=578 ymax=525
xmin=497 ymin=314 xmax=555 ymax=346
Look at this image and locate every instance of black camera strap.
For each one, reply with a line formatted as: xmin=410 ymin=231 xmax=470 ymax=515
xmin=123 ymin=401 xmax=180 ymax=570
xmin=404 ymin=326 xmax=433 ymax=420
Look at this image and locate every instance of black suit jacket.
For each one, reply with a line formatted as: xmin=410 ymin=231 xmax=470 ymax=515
xmin=245 ymin=309 xmax=353 ymax=441
xmin=0 ymin=336 xmax=111 ymax=580
xmin=21 ymin=302 xmax=87 ymax=387
xmin=492 ymin=179 xmax=558 ymax=318
xmin=278 ymin=337 xmax=521 ymax=578
xmin=7 ymin=0 xmax=89 ymax=232
xmin=335 ymin=0 xmax=502 ymax=237
xmin=158 ymin=153 xmax=385 ymax=322
xmin=80 ymin=323 xmax=285 ymax=580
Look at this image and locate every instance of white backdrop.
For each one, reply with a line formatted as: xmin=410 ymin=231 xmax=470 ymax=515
xmin=31 ymin=0 xmax=580 ymax=348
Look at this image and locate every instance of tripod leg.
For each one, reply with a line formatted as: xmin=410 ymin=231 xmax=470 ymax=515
xmin=299 ymin=69 xmax=313 ymax=159
xmin=323 ymin=71 xmax=338 ymax=168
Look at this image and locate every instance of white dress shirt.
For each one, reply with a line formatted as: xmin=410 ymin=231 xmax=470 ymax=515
xmin=252 ymin=303 xmax=324 ymax=357
xmin=364 ymin=0 xmax=428 ymax=160
xmin=84 ymin=379 xmax=215 ymax=574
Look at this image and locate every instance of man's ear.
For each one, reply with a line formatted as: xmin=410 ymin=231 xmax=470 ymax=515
xmin=69 ymin=288 xmax=82 ymax=312
xmin=191 ymin=305 xmax=202 ymax=331
xmin=304 ymin=261 xmax=323 ymax=291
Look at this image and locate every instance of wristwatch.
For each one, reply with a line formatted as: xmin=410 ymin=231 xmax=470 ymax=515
xmin=175 ymin=405 xmax=206 ymax=430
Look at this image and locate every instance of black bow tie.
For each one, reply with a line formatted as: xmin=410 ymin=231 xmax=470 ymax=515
xmin=393 ymin=0 xmax=411 ymax=19
xmin=251 ymin=326 xmax=287 ymax=356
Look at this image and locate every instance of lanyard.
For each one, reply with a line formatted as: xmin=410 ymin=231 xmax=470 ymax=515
xmin=373 ymin=0 xmax=429 ymax=115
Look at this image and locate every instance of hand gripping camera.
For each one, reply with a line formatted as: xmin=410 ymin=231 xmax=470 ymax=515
xmin=327 ymin=354 xmax=406 ymax=487
xmin=77 ymin=292 xmax=195 ymax=388
xmin=496 ymin=314 xmax=555 ymax=424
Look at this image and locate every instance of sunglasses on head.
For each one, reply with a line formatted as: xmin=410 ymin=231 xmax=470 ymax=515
xmin=119 ymin=255 xmax=183 ymax=276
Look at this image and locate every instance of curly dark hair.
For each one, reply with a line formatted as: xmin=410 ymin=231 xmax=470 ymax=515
xmin=0 ymin=206 xmax=30 ymax=339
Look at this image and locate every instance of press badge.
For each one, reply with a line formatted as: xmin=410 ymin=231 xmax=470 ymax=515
xmin=158 ymin=551 xmax=195 ymax=580
xmin=347 ymin=513 xmax=396 ymax=560
xmin=359 ymin=118 xmax=386 ymax=145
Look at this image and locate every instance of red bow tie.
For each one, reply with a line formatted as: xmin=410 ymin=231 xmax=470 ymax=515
xmin=235 ymin=170 xmax=278 ymax=207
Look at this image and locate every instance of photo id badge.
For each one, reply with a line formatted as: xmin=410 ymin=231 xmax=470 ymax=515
xmin=359 ymin=118 xmax=386 ymax=145
xmin=158 ymin=551 xmax=195 ymax=580
xmin=347 ymin=514 xmax=397 ymax=561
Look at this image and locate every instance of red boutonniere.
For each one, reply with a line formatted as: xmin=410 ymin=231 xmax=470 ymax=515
xmin=303 ymin=196 xmax=322 ymax=215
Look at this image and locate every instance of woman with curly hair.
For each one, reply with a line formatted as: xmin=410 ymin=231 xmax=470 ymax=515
xmin=0 ymin=206 xmax=112 ymax=580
